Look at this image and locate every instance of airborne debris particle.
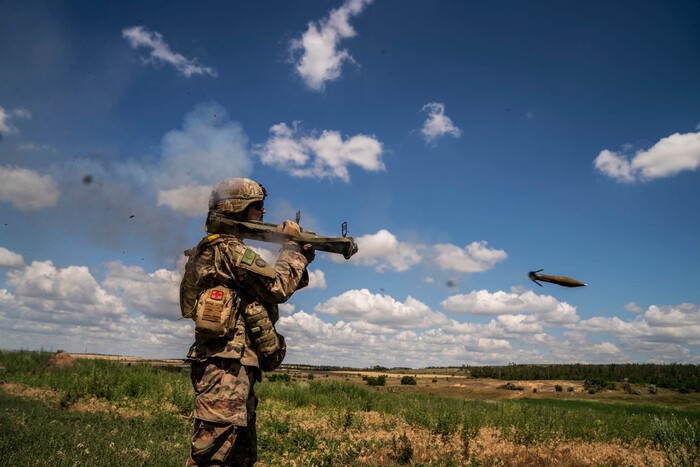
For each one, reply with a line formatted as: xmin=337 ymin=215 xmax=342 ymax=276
xmin=82 ymin=175 xmax=93 ymax=184
xmin=446 ymin=279 xmax=458 ymax=289
xmin=129 ymin=215 xmax=135 ymax=218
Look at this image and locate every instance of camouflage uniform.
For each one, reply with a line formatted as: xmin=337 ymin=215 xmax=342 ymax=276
xmin=182 ymin=178 xmax=310 ymax=466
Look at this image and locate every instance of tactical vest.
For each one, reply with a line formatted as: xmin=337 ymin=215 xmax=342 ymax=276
xmin=180 ymin=234 xmax=282 ymax=363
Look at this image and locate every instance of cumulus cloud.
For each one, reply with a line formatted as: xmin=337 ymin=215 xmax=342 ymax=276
xmin=0 ymin=106 xmax=31 ymax=136
xmin=0 ymin=165 xmax=60 ymax=211
xmin=0 ymin=247 xmax=25 ymax=268
xmin=255 ymin=122 xmax=384 ymax=182
xmin=577 ymin=303 xmax=700 ymax=349
xmin=307 ymin=269 xmax=327 ymax=290
xmin=277 ymin=310 xmax=518 ymax=367
xmin=157 ymin=102 xmax=252 ymax=214
xmin=337 ymin=229 xmax=423 ymax=272
xmin=278 ymin=303 xmax=296 ymax=317
xmin=420 ymin=102 xmax=462 ymax=142
xmin=5 ymin=260 xmax=127 ymax=325
xmin=0 ymin=257 xmax=193 ymax=358
xmin=594 ymin=130 xmax=700 ymax=182
xmin=102 ymin=261 xmax=180 ymax=319
xmin=442 ymin=314 xmax=544 ymax=339
xmin=122 ymin=26 xmax=216 ymax=77
xmin=315 ymin=288 xmax=448 ymax=330
xmin=433 ymin=241 xmax=507 ymax=273
xmin=441 ymin=289 xmax=579 ymax=326
xmin=291 ymin=0 xmax=373 ymax=91
xmin=624 ymin=301 xmax=644 ymax=313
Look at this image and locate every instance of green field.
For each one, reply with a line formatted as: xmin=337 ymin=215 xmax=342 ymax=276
xmin=1 ymin=351 xmax=699 ymax=466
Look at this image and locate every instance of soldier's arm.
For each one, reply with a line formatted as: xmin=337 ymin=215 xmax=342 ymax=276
xmin=238 ymin=249 xmax=310 ymax=304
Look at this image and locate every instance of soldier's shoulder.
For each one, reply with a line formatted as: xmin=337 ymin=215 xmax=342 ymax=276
xmin=228 ymin=243 xmax=276 ymax=279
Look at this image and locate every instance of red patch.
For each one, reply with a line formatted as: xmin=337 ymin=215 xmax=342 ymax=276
xmin=210 ymin=290 xmax=223 ymax=300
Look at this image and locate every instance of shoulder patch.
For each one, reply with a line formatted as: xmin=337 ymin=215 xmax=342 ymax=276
xmin=241 ymin=248 xmax=256 ymax=266
xmin=255 ymin=258 xmax=267 ymax=267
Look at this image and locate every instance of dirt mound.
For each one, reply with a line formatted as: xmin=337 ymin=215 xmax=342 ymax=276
xmin=48 ymin=351 xmax=75 ymax=368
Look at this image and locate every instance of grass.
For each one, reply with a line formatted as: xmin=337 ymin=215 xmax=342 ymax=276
xmin=1 ymin=350 xmax=192 ymax=415
xmin=0 ymin=390 xmax=189 ymax=466
xmin=2 ymin=350 xmax=700 ymax=465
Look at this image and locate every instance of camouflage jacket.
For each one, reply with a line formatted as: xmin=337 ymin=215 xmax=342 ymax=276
xmin=180 ymin=233 xmax=309 ymax=367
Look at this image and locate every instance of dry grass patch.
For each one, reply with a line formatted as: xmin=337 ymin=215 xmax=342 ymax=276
xmin=256 ymin=398 xmax=668 ymax=466
xmin=0 ymin=382 xmax=163 ymax=419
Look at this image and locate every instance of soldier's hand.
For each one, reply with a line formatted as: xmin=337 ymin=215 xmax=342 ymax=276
xmin=301 ymin=243 xmax=315 ymax=263
xmin=276 ymin=220 xmax=301 ymax=237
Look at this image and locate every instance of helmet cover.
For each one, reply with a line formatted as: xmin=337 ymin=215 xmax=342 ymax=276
xmin=209 ymin=177 xmax=266 ymax=214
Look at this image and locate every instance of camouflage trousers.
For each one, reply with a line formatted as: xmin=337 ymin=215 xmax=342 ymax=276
xmin=187 ymin=359 xmax=259 ymax=466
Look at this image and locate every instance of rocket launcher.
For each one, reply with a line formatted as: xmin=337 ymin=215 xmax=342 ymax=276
xmin=205 ymin=211 xmax=359 ymax=260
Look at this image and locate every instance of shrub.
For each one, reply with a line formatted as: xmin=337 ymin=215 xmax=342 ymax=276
xmin=432 ymin=378 xmax=437 ymax=383
xmin=555 ymin=385 xmax=563 ymax=392
xmin=365 ymin=375 xmax=387 ymax=386
xmin=647 ymin=384 xmax=658 ymax=394
xmin=307 ymin=374 xmax=314 ymax=380
xmin=532 ymin=388 xmax=537 ymax=393
xmin=584 ymin=377 xmax=615 ymax=393
xmin=567 ymin=386 xmax=574 ymax=392
xmin=498 ymin=382 xmax=523 ymax=391
xmin=401 ymin=376 xmax=417 ymax=385
xmin=622 ymin=379 xmax=640 ymax=395
xmin=267 ymin=373 xmax=291 ymax=383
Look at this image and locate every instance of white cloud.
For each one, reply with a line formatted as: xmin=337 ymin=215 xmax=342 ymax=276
xmin=157 ymin=184 xmax=211 ymax=216
xmin=433 ymin=241 xmax=507 ymax=273
xmin=0 ymin=258 xmax=192 ymax=359
xmin=442 ymin=314 xmax=544 ymax=339
xmin=291 ymin=0 xmax=373 ymax=91
xmin=593 ymin=149 xmax=635 ymax=182
xmin=0 ymin=247 xmax=25 ymax=268
xmin=314 ymin=288 xmax=448 ymax=330
xmin=420 ymin=102 xmax=462 ymax=142
xmin=577 ymin=303 xmax=700 ymax=348
xmin=594 ymin=130 xmax=700 ymax=182
xmin=102 ymin=261 xmax=180 ymax=320
xmin=424 ymin=277 xmax=435 ymax=284
xmin=0 ymin=106 xmax=31 ymax=136
xmin=307 ymin=269 xmax=327 ymax=290
xmin=337 ymin=229 xmax=423 ymax=272
xmin=441 ymin=289 xmax=579 ymax=326
xmin=5 ymin=260 xmax=127 ymax=325
xmin=276 ymin=310 xmax=517 ymax=367
xmin=122 ymin=26 xmax=216 ymax=77
xmin=278 ymin=303 xmax=296 ymax=317
xmin=157 ymin=102 xmax=252 ymax=214
xmin=0 ymin=165 xmax=60 ymax=211
xmin=255 ymin=122 xmax=384 ymax=182
xmin=624 ymin=301 xmax=644 ymax=313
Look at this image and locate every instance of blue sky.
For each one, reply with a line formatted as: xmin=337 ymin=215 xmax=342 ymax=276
xmin=1 ymin=0 xmax=699 ymax=367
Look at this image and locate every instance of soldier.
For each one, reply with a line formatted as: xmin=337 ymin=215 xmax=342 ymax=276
xmin=180 ymin=177 xmax=314 ymax=466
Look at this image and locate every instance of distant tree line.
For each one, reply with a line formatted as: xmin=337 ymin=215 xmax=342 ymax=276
xmin=464 ymin=363 xmax=700 ymax=392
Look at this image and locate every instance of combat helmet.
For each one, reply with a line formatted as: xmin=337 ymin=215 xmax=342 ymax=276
xmin=208 ymin=177 xmax=267 ymax=215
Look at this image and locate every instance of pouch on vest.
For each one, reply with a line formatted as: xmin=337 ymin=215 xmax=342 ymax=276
xmin=244 ymin=302 xmax=280 ymax=356
xmin=259 ymin=333 xmax=286 ymax=372
xmin=195 ymin=285 xmax=239 ymax=339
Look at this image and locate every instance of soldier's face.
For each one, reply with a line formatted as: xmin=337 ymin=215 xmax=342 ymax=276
xmin=246 ymin=202 xmax=265 ymax=221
